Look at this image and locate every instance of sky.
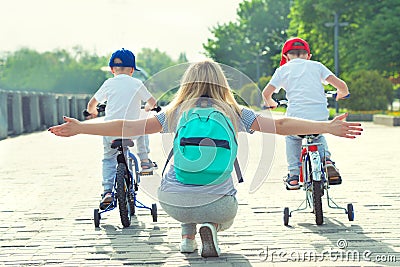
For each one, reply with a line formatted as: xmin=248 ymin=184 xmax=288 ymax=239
xmin=0 ymin=0 xmax=244 ymax=61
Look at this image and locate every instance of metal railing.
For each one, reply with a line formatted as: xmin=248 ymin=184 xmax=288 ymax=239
xmin=0 ymin=89 xmax=91 ymax=140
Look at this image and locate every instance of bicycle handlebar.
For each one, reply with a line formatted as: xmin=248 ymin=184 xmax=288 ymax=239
xmin=265 ymin=91 xmax=350 ymax=110
xmin=326 ymin=91 xmax=351 ymax=100
xmin=151 ymin=106 xmax=162 ymax=113
xmin=264 ymin=99 xmax=287 ymax=109
xmin=83 ymin=104 xmax=161 ymax=119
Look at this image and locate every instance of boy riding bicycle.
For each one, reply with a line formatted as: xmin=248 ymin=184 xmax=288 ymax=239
xmin=262 ymin=37 xmax=350 ymax=190
xmin=86 ymin=48 xmax=157 ymax=208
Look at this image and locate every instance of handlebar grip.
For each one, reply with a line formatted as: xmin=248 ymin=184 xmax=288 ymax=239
xmin=82 ymin=109 xmax=91 ymax=117
xmin=151 ymin=106 xmax=162 ymax=113
xmin=97 ymin=104 xmax=106 ymax=112
xmin=333 ymin=93 xmax=351 ymax=100
xmin=264 ymin=99 xmax=287 ymax=109
xmin=83 ymin=104 xmax=106 ymax=118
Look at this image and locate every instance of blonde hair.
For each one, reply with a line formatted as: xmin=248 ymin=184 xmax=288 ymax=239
xmin=165 ymin=60 xmax=242 ymax=131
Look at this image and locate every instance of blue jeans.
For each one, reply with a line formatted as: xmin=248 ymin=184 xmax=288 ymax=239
xmin=285 ymin=135 xmax=331 ymax=176
xmin=102 ymin=135 xmax=151 ymax=193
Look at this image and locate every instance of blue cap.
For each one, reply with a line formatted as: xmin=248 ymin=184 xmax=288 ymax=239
xmin=109 ymin=48 xmax=140 ymax=70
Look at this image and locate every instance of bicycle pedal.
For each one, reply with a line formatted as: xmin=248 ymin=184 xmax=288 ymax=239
xmin=328 ymin=176 xmax=342 ymax=185
xmin=99 ymin=202 xmax=112 ymax=210
xmin=140 ymin=171 xmax=154 ymax=176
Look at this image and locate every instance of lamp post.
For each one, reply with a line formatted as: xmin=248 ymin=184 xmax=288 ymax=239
xmin=255 ymin=48 xmax=270 ymax=83
xmin=325 ymin=11 xmax=348 ymax=114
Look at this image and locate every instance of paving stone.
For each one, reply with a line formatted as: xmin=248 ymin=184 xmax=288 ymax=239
xmin=0 ymin=117 xmax=399 ymax=266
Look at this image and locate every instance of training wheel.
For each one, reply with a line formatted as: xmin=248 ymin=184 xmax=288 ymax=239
xmin=283 ymin=207 xmax=290 ymax=226
xmin=347 ymin=203 xmax=354 ymax=221
xmin=94 ymin=209 xmax=101 ymax=228
xmin=151 ymin=203 xmax=158 ymax=222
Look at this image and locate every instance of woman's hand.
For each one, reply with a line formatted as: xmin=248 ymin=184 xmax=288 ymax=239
xmin=48 ymin=116 xmax=81 ymax=137
xmin=329 ymin=113 xmax=363 ymax=138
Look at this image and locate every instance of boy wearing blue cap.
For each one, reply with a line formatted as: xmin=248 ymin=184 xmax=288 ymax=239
xmin=86 ymin=48 xmax=157 ymax=208
xmin=263 ymin=38 xmax=350 ymax=190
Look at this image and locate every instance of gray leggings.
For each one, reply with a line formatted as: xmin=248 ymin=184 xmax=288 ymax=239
xmin=158 ymin=189 xmax=238 ymax=236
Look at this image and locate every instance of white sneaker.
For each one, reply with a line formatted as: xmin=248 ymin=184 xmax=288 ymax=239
xmin=199 ymin=223 xmax=220 ymax=257
xmin=180 ymin=238 xmax=198 ymax=253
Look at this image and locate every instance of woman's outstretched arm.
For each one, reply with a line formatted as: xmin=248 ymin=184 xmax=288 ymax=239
xmin=48 ymin=116 xmax=162 ymax=137
xmin=251 ymin=113 xmax=362 ymax=138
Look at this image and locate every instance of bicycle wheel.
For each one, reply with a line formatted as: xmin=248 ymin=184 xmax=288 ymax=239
xmin=94 ymin=209 xmax=100 ymax=228
xmin=347 ymin=203 xmax=355 ymax=221
xmin=151 ymin=203 xmax=158 ymax=222
xmin=116 ymin=163 xmax=131 ymax=227
xmin=283 ymin=207 xmax=290 ymax=226
xmin=126 ymin=157 xmax=137 ymax=216
xmin=313 ymin=180 xmax=324 ymax=225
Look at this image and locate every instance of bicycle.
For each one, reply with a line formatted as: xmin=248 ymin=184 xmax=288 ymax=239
xmin=266 ymin=93 xmax=354 ymax=226
xmin=83 ymin=104 xmax=161 ymax=228
xmin=283 ymin=133 xmax=354 ymax=226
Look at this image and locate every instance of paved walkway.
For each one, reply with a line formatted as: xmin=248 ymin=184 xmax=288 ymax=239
xmin=0 ymin=112 xmax=399 ymax=266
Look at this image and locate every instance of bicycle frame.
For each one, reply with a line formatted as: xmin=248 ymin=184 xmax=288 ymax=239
xmin=95 ymin=139 xmax=157 ymax=226
xmin=284 ymin=135 xmax=353 ymax=226
xmin=125 ymin=148 xmax=153 ymax=211
xmin=87 ymin=105 xmax=160 ymax=227
xmin=301 ymin=137 xmax=349 ymax=213
xmin=291 ymin=136 xmax=326 ymax=213
xmin=274 ymin=95 xmax=354 ymax=226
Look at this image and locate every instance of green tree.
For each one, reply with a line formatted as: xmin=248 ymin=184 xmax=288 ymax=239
xmin=203 ymin=0 xmax=291 ymax=80
xmin=343 ymin=70 xmax=394 ymax=111
xmin=237 ymin=82 xmax=262 ymax=107
xmin=0 ymin=48 xmax=107 ymax=93
xmin=136 ymin=48 xmax=182 ymax=76
xmin=258 ymin=76 xmax=271 ymax=90
xmin=135 ymin=49 xmax=189 ymax=100
xmin=288 ymin=0 xmax=400 ymax=76
xmin=348 ymin=1 xmax=400 ymax=75
xmin=177 ymin=52 xmax=188 ymax=64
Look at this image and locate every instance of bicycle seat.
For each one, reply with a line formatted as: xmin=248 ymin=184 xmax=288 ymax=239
xmin=111 ymin=139 xmax=134 ymax=148
xmin=298 ymin=134 xmax=320 ymax=139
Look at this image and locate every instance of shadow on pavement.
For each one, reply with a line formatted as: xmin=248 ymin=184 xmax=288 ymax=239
xmin=298 ymin=218 xmax=399 ymax=266
xmin=91 ymin=214 xmax=254 ymax=266
xmin=92 ymin=218 xmax=172 ymax=265
xmin=182 ymin=252 xmax=253 ymax=267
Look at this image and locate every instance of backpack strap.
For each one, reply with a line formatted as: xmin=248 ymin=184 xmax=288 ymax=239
xmin=162 ymin=149 xmax=244 ymax=183
xmin=162 ymin=149 xmax=174 ymax=177
xmin=234 ymin=158 xmax=244 ymax=183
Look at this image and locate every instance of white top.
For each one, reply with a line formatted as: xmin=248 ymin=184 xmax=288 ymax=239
xmin=268 ymin=58 xmax=333 ymax=121
xmin=93 ymin=74 xmax=152 ymax=121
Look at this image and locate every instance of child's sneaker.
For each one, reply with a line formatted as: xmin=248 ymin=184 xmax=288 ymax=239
xmin=140 ymin=159 xmax=157 ymax=175
xmin=99 ymin=192 xmax=113 ymax=210
xmin=180 ymin=238 xmax=198 ymax=253
xmin=284 ymin=174 xmax=300 ymax=190
xmin=325 ymin=160 xmax=342 ymax=185
xmin=199 ymin=223 xmax=220 ymax=257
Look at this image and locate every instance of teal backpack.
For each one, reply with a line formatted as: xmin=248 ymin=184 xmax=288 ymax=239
xmin=162 ymin=102 xmax=243 ymax=185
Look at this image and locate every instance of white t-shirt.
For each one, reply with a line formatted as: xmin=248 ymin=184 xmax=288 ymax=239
xmin=268 ymin=58 xmax=333 ymax=121
xmin=94 ymin=74 xmax=152 ymax=121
